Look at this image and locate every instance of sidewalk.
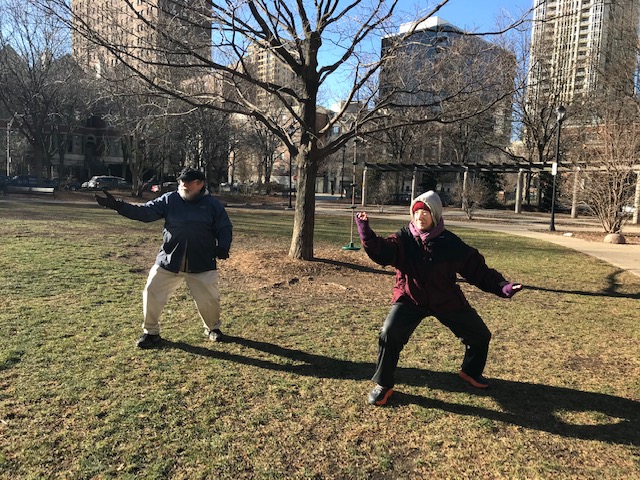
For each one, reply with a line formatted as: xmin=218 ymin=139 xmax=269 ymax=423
xmin=5 ymin=192 xmax=640 ymax=279
xmin=317 ymin=201 xmax=640 ymax=279
xmin=446 ymin=212 xmax=640 ymax=279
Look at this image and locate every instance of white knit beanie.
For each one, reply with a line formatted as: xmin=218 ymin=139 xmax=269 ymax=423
xmin=409 ymin=190 xmax=443 ymax=225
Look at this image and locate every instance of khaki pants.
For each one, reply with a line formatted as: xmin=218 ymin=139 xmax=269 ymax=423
xmin=142 ymin=264 xmax=220 ymax=335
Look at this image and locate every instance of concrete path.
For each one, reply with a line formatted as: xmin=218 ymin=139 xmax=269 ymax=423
xmin=5 ymin=192 xmax=640 ymax=279
xmin=446 ymin=215 xmax=640 ymax=279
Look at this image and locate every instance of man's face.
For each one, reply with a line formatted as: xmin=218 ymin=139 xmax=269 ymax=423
xmin=413 ymin=207 xmax=434 ymax=232
xmin=178 ymin=179 xmax=204 ymax=201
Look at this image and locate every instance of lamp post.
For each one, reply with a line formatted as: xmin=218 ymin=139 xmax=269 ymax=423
xmin=286 ymin=125 xmax=296 ymax=210
xmin=340 ymin=144 xmax=346 ymax=199
xmin=549 ymin=105 xmax=566 ymax=231
xmin=343 ymin=137 xmax=361 ymax=251
xmin=6 ymin=117 xmax=14 ymax=176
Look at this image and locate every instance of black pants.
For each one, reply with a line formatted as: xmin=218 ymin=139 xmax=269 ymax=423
xmin=372 ymin=302 xmax=492 ymax=388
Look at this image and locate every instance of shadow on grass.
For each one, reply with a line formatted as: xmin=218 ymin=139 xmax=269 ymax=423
xmin=312 ymin=257 xmax=393 ymax=276
xmin=162 ymin=336 xmax=639 ymax=446
xmin=525 ymin=283 xmax=640 ymax=300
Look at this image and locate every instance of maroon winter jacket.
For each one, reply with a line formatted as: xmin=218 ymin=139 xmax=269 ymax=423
xmin=359 ymin=223 xmax=509 ymax=313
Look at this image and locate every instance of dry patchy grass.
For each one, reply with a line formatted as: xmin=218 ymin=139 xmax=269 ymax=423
xmin=0 ymin=199 xmax=638 ymax=479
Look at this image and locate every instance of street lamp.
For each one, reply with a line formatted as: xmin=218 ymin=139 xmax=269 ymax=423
xmin=343 ymin=136 xmax=361 ymax=251
xmin=549 ymin=105 xmax=566 ymax=231
xmin=6 ymin=116 xmax=14 ymax=176
xmin=340 ymin=144 xmax=346 ymax=199
xmin=286 ymin=125 xmax=296 ymax=210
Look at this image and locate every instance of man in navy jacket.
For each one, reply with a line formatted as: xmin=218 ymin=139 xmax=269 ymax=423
xmin=96 ymin=168 xmax=233 ymax=349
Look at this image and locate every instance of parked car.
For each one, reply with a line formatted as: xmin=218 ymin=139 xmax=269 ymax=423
xmin=61 ymin=179 xmax=82 ymax=191
xmin=151 ymin=181 xmax=178 ymax=193
xmin=9 ymin=175 xmax=40 ymax=186
xmin=385 ymin=193 xmax=411 ymax=205
xmin=85 ymin=175 xmax=130 ymax=190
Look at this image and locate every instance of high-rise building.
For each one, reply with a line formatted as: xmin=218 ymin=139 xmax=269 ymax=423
xmin=379 ymin=17 xmax=514 ymax=164
xmin=240 ymin=43 xmax=300 ymax=110
xmin=71 ymin=0 xmax=211 ymax=81
xmin=527 ymin=0 xmax=640 ymax=106
xmin=380 ymin=17 xmax=465 ymax=107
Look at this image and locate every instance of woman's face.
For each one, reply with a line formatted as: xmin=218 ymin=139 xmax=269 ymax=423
xmin=413 ymin=207 xmax=434 ymax=232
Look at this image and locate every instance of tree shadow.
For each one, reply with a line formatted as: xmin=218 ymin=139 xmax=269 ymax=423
xmin=604 ymin=268 xmax=638 ymax=294
xmin=162 ymin=335 xmax=639 ymax=446
xmin=312 ymin=257 xmax=392 ymax=276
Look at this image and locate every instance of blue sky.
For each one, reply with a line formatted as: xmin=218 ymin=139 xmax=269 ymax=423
xmin=397 ymin=0 xmax=534 ymax=32
xmin=323 ymin=0 xmax=534 ymax=107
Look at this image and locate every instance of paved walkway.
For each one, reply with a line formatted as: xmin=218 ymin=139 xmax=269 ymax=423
xmin=5 ymin=192 xmax=640 ymax=279
xmin=316 ymin=201 xmax=640 ymax=279
xmin=446 ymin=212 xmax=640 ymax=279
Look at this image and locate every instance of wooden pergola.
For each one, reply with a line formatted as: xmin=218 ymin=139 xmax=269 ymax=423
xmin=360 ymin=162 xmax=640 ymax=222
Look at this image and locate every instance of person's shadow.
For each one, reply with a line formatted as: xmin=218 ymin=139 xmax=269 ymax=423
xmin=162 ymin=335 xmax=639 ymax=446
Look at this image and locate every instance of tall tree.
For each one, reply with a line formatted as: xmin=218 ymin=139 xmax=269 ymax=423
xmin=0 ymin=0 xmax=91 ymax=180
xmin=571 ymin=87 xmax=640 ymax=234
xmin=40 ymin=0 xmax=525 ymax=259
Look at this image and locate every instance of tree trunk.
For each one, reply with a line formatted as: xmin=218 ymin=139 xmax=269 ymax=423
xmin=289 ymin=149 xmax=318 ymax=260
xmin=34 ymin=144 xmax=47 ymax=182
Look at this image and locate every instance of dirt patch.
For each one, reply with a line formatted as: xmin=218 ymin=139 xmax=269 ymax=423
xmin=220 ymin=241 xmax=394 ymax=305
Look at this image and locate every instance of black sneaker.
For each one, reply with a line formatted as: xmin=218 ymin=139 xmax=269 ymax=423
xmin=207 ymin=329 xmax=223 ymax=342
xmin=368 ymin=384 xmax=393 ymax=406
xmin=137 ymin=333 xmax=161 ymax=349
xmin=458 ymin=370 xmax=490 ymax=389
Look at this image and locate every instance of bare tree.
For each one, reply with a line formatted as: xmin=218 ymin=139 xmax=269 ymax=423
xmin=454 ymin=174 xmax=491 ymax=220
xmin=240 ymin=117 xmax=283 ymax=193
xmin=39 ymin=0 xmax=527 ymax=259
xmin=99 ymin=81 xmax=165 ymax=195
xmin=178 ymin=108 xmax=232 ymax=188
xmin=572 ymin=101 xmax=639 ymax=234
xmin=0 ymin=0 xmax=91 ymax=181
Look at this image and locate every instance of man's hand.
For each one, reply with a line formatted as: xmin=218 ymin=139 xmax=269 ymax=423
xmin=95 ymin=189 xmax=119 ymax=210
xmin=216 ymin=246 xmax=229 ymax=259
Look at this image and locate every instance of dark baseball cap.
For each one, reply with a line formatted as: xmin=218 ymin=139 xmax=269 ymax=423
xmin=177 ymin=168 xmax=205 ymax=182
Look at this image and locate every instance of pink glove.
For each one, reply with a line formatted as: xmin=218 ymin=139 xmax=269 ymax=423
xmin=502 ymin=283 xmax=523 ymax=298
xmin=354 ymin=213 xmax=373 ymax=240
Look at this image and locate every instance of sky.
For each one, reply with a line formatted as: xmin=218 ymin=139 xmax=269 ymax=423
xmin=398 ymin=0 xmax=534 ymax=32
xmin=324 ymin=0 xmax=535 ymax=108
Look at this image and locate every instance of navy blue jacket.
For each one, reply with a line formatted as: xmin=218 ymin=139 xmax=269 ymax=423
xmin=117 ymin=190 xmax=232 ymax=273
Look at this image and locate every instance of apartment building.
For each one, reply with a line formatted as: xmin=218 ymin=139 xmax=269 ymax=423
xmin=527 ymin=0 xmax=640 ymax=105
xmin=71 ymin=0 xmax=211 ymax=81
xmin=240 ymin=43 xmax=300 ymax=110
xmin=379 ymin=17 xmax=514 ymax=164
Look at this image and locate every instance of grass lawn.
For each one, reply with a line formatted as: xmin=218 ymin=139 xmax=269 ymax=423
xmin=0 ymin=199 xmax=638 ymax=479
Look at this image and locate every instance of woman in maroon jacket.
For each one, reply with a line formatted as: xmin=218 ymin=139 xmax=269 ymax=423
xmin=355 ymin=190 xmax=522 ymax=406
